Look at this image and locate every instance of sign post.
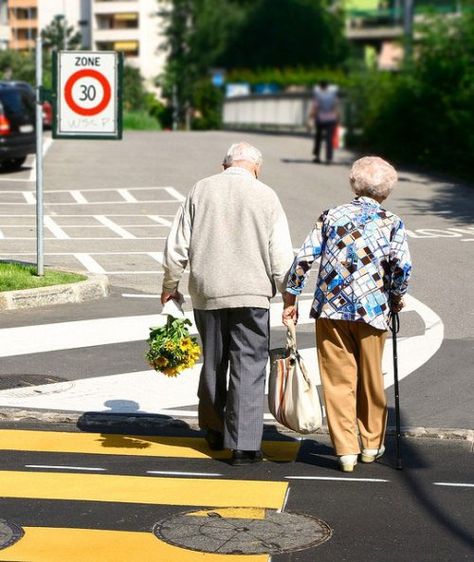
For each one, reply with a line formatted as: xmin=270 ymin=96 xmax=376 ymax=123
xmin=35 ymin=37 xmax=44 ymax=276
xmin=53 ymin=51 xmax=123 ymax=140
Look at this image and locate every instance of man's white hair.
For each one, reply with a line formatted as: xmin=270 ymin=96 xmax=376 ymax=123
xmin=223 ymin=142 xmax=263 ymax=167
xmin=349 ymin=156 xmax=398 ymax=200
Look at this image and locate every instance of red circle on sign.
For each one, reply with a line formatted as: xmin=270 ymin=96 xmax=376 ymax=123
xmin=64 ymin=69 xmax=112 ymax=117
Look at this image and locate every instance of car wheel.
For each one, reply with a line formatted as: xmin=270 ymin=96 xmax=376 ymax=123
xmin=1 ymin=157 xmax=27 ymax=171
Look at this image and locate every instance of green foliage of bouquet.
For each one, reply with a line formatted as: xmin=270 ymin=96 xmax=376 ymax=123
xmin=146 ymin=316 xmax=201 ymax=377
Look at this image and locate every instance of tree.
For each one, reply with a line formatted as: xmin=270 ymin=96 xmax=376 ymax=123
xmin=158 ymin=0 xmax=347 ymax=128
xmin=41 ymin=15 xmax=82 ymax=51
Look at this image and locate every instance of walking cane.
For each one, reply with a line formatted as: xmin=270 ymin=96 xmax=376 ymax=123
xmin=390 ymin=311 xmax=403 ymax=470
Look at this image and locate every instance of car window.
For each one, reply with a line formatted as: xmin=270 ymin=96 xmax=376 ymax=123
xmin=0 ymin=89 xmax=34 ymax=115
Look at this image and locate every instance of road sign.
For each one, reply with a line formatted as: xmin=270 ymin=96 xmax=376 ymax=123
xmin=54 ymin=51 xmax=123 ymax=140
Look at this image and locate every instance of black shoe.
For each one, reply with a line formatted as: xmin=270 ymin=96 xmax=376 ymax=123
xmin=313 ymin=156 xmax=321 ymax=164
xmin=230 ymin=450 xmax=263 ymax=466
xmin=205 ymin=429 xmax=224 ymax=451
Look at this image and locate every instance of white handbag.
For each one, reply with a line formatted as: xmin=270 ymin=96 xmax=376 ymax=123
xmin=268 ymin=322 xmax=322 ymax=434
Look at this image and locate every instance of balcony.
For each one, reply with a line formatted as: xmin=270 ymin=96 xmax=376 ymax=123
xmin=94 ymin=27 xmax=139 ymax=43
xmin=93 ymin=1 xmax=138 ymax=15
xmin=8 ymin=0 xmax=37 ymax=9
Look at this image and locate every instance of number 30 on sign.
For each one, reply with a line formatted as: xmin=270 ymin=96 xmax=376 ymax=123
xmin=54 ymin=51 xmax=123 ymax=140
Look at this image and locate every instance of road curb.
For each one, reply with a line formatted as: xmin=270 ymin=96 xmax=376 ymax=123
xmin=0 ymin=274 xmax=109 ymax=310
xmin=0 ymin=407 xmax=472 ymax=443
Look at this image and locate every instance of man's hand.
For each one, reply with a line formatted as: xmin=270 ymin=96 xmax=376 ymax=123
xmin=390 ymin=295 xmax=405 ymax=313
xmin=161 ymin=290 xmax=183 ymax=306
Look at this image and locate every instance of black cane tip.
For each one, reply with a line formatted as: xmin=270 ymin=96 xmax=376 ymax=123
xmin=396 ymin=461 xmax=403 ymax=470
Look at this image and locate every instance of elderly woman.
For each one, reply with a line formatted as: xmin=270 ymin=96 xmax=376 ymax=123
xmin=283 ymin=156 xmax=412 ymax=472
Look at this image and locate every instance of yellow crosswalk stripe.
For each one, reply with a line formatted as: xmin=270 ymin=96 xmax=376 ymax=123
xmin=0 ymin=429 xmax=300 ymax=461
xmin=0 ymin=470 xmax=288 ymax=508
xmin=0 ymin=527 xmax=269 ymax=562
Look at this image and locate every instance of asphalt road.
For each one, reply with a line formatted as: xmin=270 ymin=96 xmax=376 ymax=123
xmin=0 ymin=131 xmax=472 ymax=561
xmin=0 ymin=131 xmax=472 ymax=428
xmin=0 ymin=424 xmax=472 ymax=562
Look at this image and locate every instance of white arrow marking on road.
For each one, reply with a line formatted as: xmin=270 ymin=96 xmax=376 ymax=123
xmin=0 ymin=296 xmax=444 ymax=416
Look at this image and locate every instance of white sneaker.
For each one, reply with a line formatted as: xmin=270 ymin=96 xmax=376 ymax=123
xmin=361 ymin=445 xmax=386 ymax=463
xmin=338 ymin=454 xmax=358 ymax=473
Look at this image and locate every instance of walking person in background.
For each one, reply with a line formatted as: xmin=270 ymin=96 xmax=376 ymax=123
xmin=161 ymin=142 xmax=294 ymax=465
xmin=310 ymin=80 xmax=339 ymax=165
xmin=282 ymin=156 xmax=412 ymax=472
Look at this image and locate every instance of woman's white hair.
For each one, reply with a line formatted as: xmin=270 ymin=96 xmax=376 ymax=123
xmin=349 ymin=156 xmax=398 ymax=200
xmin=223 ymin=142 xmax=263 ymax=167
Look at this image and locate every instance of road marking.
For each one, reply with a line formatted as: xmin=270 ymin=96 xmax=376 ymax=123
xmin=0 ymin=227 xmax=3 ymax=238
xmin=28 ymin=136 xmax=53 ymax=182
xmin=461 ymin=239 xmax=474 ymax=242
xmin=44 ymin=216 xmax=70 ymax=239
xmin=165 ymin=187 xmax=186 ymax=202
xmin=122 ymin=293 xmax=161 ymax=298
xmin=149 ymin=214 xmax=172 ymax=226
xmin=70 ymin=190 xmax=88 ymax=204
xmin=148 ymin=252 xmax=163 ymax=264
xmin=117 ymin=189 xmax=137 ymax=203
xmin=73 ymin=253 xmax=106 ymax=274
xmin=0 ymin=199 xmax=179 ymax=206
xmin=285 ymin=476 xmax=389 ymax=483
xmin=434 ymin=482 xmax=474 ymax=488
xmin=23 ymin=191 xmax=36 ymax=204
xmin=0 ymin=527 xmax=269 ymax=562
xmin=0 ymin=429 xmax=299 ymax=461
xmin=146 ymin=470 xmax=224 ymax=477
xmin=94 ymin=215 xmax=136 ymax=239
xmin=0 ymin=470 xmax=288 ymax=508
xmin=25 ymin=465 xmax=107 ymax=472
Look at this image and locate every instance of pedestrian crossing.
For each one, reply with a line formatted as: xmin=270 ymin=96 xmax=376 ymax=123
xmin=0 ymin=428 xmax=298 ymax=561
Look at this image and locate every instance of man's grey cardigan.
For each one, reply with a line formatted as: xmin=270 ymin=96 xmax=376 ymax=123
xmin=162 ymin=166 xmax=294 ymax=310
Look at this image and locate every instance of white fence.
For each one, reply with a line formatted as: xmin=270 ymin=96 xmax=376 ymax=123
xmin=222 ymin=93 xmax=313 ymax=132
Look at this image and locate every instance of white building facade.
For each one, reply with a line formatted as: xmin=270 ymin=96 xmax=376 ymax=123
xmin=90 ymin=0 xmax=166 ymax=92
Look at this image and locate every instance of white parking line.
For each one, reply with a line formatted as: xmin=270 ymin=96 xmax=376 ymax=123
xmin=0 ymin=228 xmax=3 ymax=239
xmin=25 ymin=465 xmax=107 ymax=472
xmin=73 ymin=253 xmax=106 ymax=274
xmin=148 ymin=252 xmax=164 ymax=264
xmin=44 ymin=216 xmax=70 ymax=239
xmin=118 ymin=189 xmax=138 ymax=203
xmin=434 ymin=482 xmax=474 ymax=488
xmin=70 ymin=191 xmax=88 ymax=204
xmin=149 ymin=215 xmax=172 ymax=227
xmin=285 ymin=476 xmax=389 ymax=483
xmin=146 ymin=471 xmax=223 ymax=477
xmin=28 ymin=136 xmax=53 ymax=182
xmin=165 ymin=187 xmax=186 ymax=202
xmin=94 ymin=215 xmax=136 ymax=239
xmin=22 ymin=192 xmax=36 ymax=204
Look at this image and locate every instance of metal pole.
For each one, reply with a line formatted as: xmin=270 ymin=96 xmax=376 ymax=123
xmin=391 ymin=312 xmax=403 ymax=470
xmin=35 ymin=36 xmax=44 ymax=276
xmin=403 ymin=0 xmax=414 ymax=60
xmin=172 ymin=84 xmax=178 ymax=131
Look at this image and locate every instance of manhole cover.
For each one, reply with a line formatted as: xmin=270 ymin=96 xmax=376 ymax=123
xmin=0 ymin=375 xmax=73 ymax=394
xmin=0 ymin=519 xmax=24 ymax=550
xmin=154 ymin=507 xmax=332 ymax=554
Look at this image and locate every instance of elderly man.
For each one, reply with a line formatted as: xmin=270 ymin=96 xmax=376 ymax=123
xmin=283 ymin=156 xmax=412 ymax=472
xmin=162 ymin=142 xmax=294 ymax=465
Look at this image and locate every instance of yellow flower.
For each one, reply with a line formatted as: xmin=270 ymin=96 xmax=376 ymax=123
xmin=164 ymin=341 xmax=176 ymax=351
xmin=163 ymin=367 xmax=178 ymax=377
xmin=155 ymin=356 xmax=168 ymax=368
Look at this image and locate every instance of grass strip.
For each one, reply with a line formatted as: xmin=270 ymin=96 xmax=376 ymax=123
xmin=0 ymin=262 xmax=86 ymax=292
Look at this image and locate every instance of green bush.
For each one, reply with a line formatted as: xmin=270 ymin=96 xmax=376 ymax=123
xmin=192 ymin=79 xmax=224 ymax=130
xmin=346 ymin=12 xmax=474 ymax=179
xmin=123 ymin=111 xmax=162 ymax=131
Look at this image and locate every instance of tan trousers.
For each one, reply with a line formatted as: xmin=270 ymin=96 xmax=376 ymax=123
xmin=316 ymin=318 xmax=388 ymax=456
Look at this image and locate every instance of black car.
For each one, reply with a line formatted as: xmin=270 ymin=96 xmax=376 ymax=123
xmin=0 ymin=81 xmax=36 ymax=171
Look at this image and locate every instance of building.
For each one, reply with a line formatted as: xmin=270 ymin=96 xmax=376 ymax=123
xmin=90 ymin=0 xmax=166 ymax=92
xmin=343 ymin=0 xmax=463 ymax=69
xmin=0 ymin=1 xmax=9 ymax=50
xmin=7 ymin=0 xmax=89 ymax=52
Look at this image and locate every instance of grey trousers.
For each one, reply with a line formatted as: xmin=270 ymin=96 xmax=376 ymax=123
xmin=193 ymin=307 xmax=269 ymax=451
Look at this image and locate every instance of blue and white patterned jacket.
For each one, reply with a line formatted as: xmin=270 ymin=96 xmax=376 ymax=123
xmin=286 ymin=196 xmax=412 ymax=331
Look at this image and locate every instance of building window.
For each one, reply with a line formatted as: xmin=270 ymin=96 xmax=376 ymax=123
xmin=96 ymin=13 xmax=138 ymax=30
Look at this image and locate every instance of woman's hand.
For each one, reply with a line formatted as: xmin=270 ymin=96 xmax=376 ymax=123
xmin=282 ymin=292 xmax=297 ymax=326
xmin=282 ymin=305 xmax=298 ymax=326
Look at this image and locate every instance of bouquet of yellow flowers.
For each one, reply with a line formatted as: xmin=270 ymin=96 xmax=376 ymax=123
xmin=146 ymin=315 xmax=201 ymax=377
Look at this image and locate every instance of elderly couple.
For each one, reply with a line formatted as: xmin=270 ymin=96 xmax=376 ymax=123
xmin=161 ymin=142 xmax=412 ymax=470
